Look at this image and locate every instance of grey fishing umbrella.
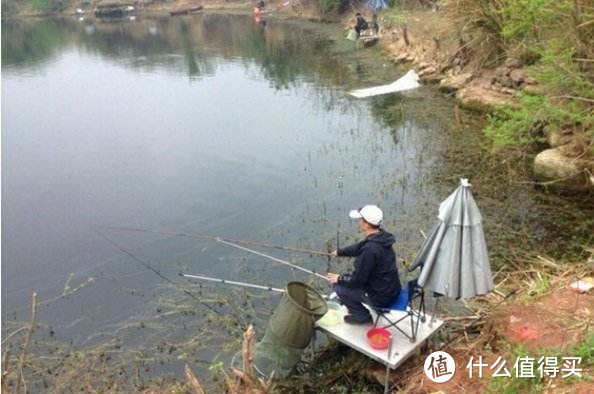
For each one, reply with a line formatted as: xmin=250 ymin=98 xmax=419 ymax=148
xmin=411 ymin=178 xmax=493 ymax=299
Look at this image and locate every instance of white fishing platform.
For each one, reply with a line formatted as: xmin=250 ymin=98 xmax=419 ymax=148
xmin=315 ymin=305 xmax=443 ymax=370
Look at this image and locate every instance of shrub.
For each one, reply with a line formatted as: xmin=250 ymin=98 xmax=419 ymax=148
xmin=318 ymin=0 xmax=348 ymax=14
xmin=447 ymin=0 xmax=594 ymax=150
xmin=485 ymin=44 xmax=594 ymax=151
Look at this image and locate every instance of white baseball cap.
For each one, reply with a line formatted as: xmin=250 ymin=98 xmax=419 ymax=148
xmin=348 ymin=205 xmax=383 ymax=226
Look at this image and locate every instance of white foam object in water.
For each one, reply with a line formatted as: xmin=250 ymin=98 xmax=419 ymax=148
xmin=349 ymin=69 xmax=420 ymax=98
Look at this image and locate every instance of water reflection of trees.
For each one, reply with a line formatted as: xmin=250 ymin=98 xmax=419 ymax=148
xmin=1 ymin=14 xmax=356 ymax=90
xmin=1 ymin=19 xmax=70 ymax=69
xmin=3 ymin=14 xmax=437 ymax=138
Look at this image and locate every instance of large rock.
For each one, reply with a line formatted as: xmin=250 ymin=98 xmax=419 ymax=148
xmin=456 ymin=78 xmax=513 ymax=112
xmin=509 ymin=69 xmax=525 ymax=85
xmin=439 ymin=72 xmax=473 ymax=92
xmin=534 ymin=148 xmax=592 ymax=191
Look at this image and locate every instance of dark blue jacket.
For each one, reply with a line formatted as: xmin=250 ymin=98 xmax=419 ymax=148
xmin=337 ymin=230 xmax=401 ymax=306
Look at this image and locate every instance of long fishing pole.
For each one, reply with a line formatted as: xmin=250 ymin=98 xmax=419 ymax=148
xmin=95 ymin=230 xmax=227 ymax=319
xmin=215 ymin=238 xmax=328 ymax=281
xmin=181 ymin=273 xmax=286 ymax=293
xmin=106 ymin=226 xmax=333 ymax=257
xmin=183 ymin=273 xmax=331 ymax=300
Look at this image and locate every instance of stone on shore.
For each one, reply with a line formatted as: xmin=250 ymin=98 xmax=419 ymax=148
xmin=455 ymin=77 xmax=513 ymax=112
xmin=438 ymin=72 xmax=473 ymax=92
xmin=534 ymin=148 xmax=592 ymax=191
xmin=510 ymin=69 xmax=525 ymax=85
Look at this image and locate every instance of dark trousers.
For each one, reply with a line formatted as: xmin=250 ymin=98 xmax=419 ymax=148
xmin=334 ymin=284 xmax=371 ymax=320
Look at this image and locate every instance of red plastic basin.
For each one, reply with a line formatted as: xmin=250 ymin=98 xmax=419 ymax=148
xmin=366 ymin=327 xmax=391 ymax=350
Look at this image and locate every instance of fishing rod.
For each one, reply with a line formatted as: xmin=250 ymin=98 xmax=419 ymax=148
xmin=214 ymin=238 xmax=328 ymax=280
xmin=95 ymin=230 xmax=228 ymax=319
xmin=106 ymin=226 xmax=333 ymax=257
xmin=106 ymin=226 xmax=328 ymax=281
xmin=181 ymin=273 xmax=286 ymax=293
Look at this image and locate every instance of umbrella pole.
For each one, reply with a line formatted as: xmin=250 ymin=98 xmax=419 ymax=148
xmin=430 ymin=296 xmax=440 ymax=327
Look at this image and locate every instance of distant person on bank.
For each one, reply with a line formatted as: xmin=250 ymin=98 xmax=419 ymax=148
xmin=326 ymin=205 xmax=401 ymax=325
xmin=371 ymin=14 xmax=379 ymax=36
xmin=354 ymin=13 xmax=369 ymax=37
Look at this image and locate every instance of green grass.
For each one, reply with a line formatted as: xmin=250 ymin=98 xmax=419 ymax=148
xmin=571 ymin=333 xmax=594 ymax=366
xmin=318 ymin=0 xmax=348 ymax=14
xmin=519 ymin=274 xmax=552 ymax=301
xmin=485 ymin=46 xmax=594 ymax=151
xmin=485 ymin=334 xmax=594 ymax=393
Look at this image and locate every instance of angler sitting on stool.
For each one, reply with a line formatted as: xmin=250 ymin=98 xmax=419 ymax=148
xmin=326 ymin=205 xmax=401 ymax=325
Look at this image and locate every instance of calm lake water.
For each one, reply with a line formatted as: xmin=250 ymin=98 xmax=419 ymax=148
xmin=2 ymin=13 xmax=592 ymax=388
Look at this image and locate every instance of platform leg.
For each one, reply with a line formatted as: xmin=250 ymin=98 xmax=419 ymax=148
xmin=384 ymin=334 xmax=393 ymax=393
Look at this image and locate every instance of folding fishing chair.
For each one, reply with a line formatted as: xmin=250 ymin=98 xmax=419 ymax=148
xmin=371 ymin=278 xmax=426 ymax=342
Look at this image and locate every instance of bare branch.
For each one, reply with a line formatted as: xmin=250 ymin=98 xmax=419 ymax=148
xmin=15 ymin=293 xmax=37 ymax=394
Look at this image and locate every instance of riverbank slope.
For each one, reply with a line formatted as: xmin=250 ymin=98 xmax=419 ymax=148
xmin=368 ymin=4 xmax=594 ymax=193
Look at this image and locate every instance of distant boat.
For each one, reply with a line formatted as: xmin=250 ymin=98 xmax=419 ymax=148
xmin=94 ymin=1 xmax=136 ymax=18
xmin=170 ymin=4 xmax=202 ymax=16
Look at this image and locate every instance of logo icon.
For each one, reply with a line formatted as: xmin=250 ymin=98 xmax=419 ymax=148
xmin=424 ymin=351 xmax=456 ymax=383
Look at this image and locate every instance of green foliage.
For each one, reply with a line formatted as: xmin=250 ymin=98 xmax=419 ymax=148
xmin=31 ymin=0 xmax=50 ymax=10
xmin=0 ymin=0 xmax=64 ymax=13
xmin=485 ymin=344 xmax=547 ymax=394
xmin=485 ymin=44 xmax=594 ymax=149
xmin=570 ymin=333 xmax=594 ymax=365
xmin=383 ymin=9 xmax=406 ymax=26
xmin=483 ymin=2 xmax=593 ymax=150
xmin=500 ymin=0 xmax=569 ymax=44
xmin=318 ymin=0 xmax=348 ymax=14
xmin=485 ymin=93 xmax=547 ymax=148
xmin=519 ymin=273 xmax=552 ymax=301
xmin=536 ymin=44 xmax=594 ymax=103
xmin=451 ymin=0 xmax=594 ymax=150
xmin=208 ymin=361 xmax=225 ymax=372
xmin=483 ymin=340 xmax=594 ymax=394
